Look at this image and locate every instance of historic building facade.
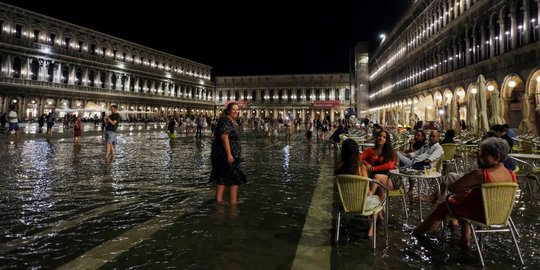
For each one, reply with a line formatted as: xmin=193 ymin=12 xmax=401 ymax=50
xmin=0 ymin=3 xmax=215 ymax=121
xmin=364 ymin=0 xmax=540 ymax=134
xmin=215 ymin=74 xmax=355 ymax=123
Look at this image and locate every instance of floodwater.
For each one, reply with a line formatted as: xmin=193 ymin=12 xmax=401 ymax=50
xmin=0 ymin=124 xmax=538 ymax=269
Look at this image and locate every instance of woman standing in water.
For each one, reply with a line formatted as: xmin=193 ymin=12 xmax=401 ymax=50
xmin=210 ymin=102 xmax=246 ymax=205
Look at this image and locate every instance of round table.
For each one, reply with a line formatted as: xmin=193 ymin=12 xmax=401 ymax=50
xmin=389 ymin=169 xmax=442 ymax=220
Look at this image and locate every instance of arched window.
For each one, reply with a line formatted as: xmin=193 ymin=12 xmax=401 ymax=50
xmin=296 ymin=89 xmax=301 ymax=101
xmin=278 ymin=89 xmax=283 ymax=101
xmin=325 ymin=89 xmax=330 ymax=100
xmin=219 ymin=91 xmax=223 ymax=102
xmin=315 ymin=89 xmax=321 ymax=101
xmin=100 ymin=72 xmax=106 ymax=88
xmin=335 ymin=89 xmax=340 ymax=100
xmin=234 ymin=90 xmax=239 ymax=101
xmin=345 ymin=88 xmax=351 ymax=100
xmin=227 ymin=91 xmax=231 ymax=101
xmin=251 ymin=90 xmax=257 ymax=102
xmin=47 ymin=62 xmax=55 ymax=82
xmin=30 ymin=59 xmax=39 ymax=80
xmin=12 ymin=57 xmax=21 ymax=78
xmin=244 ymin=90 xmax=248 ymax=101
xmin=111 ymin=73 xmax=117 ymax=89
xmin=269 ymin=89 xmax=274 ymax=102
xmin=89 ymin=70 xmax=95 ymax=86
xmin=75 ymin=68 xmax=82 ymax=85
xmin=61 ymin=65 xmax=69 ymax=84
xmin=287 ymin=89 xmax=292 ymax=101
xmin=130 ymin=76 xmax=135 ymax=92
xmin=306 ymin=89 xmax=311 ymax=101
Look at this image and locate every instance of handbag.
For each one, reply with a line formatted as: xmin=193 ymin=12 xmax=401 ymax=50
xmin=412 ymin=161 xmax=431 ymax=170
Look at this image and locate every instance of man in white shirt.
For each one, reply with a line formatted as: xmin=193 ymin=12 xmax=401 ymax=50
xmin=7 ymin=106 xmax=19 ymax=139
xmin=397 ymin=130 xmax=444 ymax=193
xmin=398 ymin=130 xmax=443 ymax=168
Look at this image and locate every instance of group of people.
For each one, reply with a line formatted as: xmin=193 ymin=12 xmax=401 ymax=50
xmin=334 ymin=124 xmax=517 ymax=249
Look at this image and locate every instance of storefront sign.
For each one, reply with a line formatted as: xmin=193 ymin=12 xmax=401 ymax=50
xmin=312 ymin=100 xmax=340 ymax=108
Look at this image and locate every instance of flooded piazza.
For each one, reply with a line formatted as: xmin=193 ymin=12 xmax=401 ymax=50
xmin=0 ymin=123 xmax=539 ymax=269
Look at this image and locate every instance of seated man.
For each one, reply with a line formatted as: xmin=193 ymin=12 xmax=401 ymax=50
xmin=397 ymin=130 xmax=444 ymax=193
xmin=397 ymin=129 xmax=443 ymax=168
xmin=330 ymin=124 xmax=348 ymax=143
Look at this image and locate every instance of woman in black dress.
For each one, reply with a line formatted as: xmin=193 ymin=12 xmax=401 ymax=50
xmin=210 ymin=102 xmax=246 ymax=204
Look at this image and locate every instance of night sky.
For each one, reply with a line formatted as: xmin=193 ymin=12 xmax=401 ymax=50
xmin=2 ymin=0 xmax=411 ymax=77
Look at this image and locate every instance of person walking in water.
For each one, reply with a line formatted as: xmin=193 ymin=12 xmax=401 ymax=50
xmin=73 ymin=113 xmax=82 ymax=144
xmin=104 ymin=104 xmax=121 ymax=159
xmin=210 ymin=102 xmax=246 ymax=205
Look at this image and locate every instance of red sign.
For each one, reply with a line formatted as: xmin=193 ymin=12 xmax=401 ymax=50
xmin=224 ymin=100 xmax=247 ymax=108
xmin=312 ymin=100 xmax=341 ymax=108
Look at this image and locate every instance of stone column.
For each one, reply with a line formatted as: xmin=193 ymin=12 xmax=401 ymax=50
xmin=107 ymin=72 xmax=112 ymax=89
xmin=82 ymin=68 xmax=89 ymax=86
xmin=523 ymin=0 xmax=531 ymax=45
xmin=465 ymin=35 xmax=471 ymax=65
xmin=499 ymin=16 xmax=506 ymax=54
xmin=480 ymin=26 xmax=486 ymax=60
xmin=489 ymin=20 xmax=496 ymax=57
xmin=56 ymin=63 xmax=62 ymax=83
xmin=510 ymin=10 xmax=517 ymax=50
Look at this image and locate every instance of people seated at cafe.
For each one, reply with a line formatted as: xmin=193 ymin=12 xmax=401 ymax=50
xmin=441 ymin=129 xmax=456 ymax=144
xmin=367 ymin=123 xmax=382 ymax=142
xmin=397 ymin=130 xmax=444 ymax=194
xmin=422 ymin=133 xmax=516 ymax=204
xmin=414 ymin=137 xmax=517 ymax=248
xmin=483 ymin=124 xmax=513 ymax=149
xmin=330 ymin=124 xmax=348 ymax=143
xmin=405 ymin=129 xmax=427 ymax=153
xmin=360 ymin=130 xmax=397 ymax=199
xmin=335 ymin=139 xmax=368 ymax=176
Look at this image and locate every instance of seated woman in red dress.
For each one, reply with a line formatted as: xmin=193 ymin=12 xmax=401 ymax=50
xmin=360 ymin=130 xmax=396 ymax=199
xmin=414 ymin=137 xmax=516 ymax=247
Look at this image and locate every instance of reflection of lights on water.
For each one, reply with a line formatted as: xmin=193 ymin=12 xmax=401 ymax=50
xmin=283 ymin=145 xmax=290 ymax=176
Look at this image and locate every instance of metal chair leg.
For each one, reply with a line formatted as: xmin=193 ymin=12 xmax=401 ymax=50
xmin=470 ymin=224 xmax=485 ymax=267
xmin=335 ymin=211 xmax=341 ymax=243
xmin=401 ymin=193 xmax=409 ymax=219
xmin=372 ymin=213 xmax=377 ymax=251
xmin=509 ymin=217 xmax=520 ymax=238
xmin=508 ymin=221 xmax=524 ymax=265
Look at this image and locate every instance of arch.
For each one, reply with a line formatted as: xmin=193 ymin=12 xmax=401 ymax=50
xmin=433 ymin=90 xmax=443 ymax=106
xmin=501 ymin=73 xmax=525 ymax=99
xmin=526 ymin=68 xmax=540 ymax=96
xmin=443 ymin=88 xmax=453 ymax=105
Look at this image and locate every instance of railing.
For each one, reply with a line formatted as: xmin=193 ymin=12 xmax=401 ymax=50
xmin=0 ymin=77 xmax=215 ymax=104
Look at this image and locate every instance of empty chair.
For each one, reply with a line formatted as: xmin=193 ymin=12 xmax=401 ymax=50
xmin=387 ymin=164 xmax=408 ymax=219
xmin=441 ymin=143 xmax=459 ymax=173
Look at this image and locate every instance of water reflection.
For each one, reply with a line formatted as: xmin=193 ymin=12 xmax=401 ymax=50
xmin=0 ymin=129 xmax=538 ymax=269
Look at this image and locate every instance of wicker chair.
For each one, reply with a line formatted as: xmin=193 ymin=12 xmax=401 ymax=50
xmin=441 ymin=143 xmax=459 ymax=173
xmin=334 ymin=175 xmax=388 ymax=251
xmin=387 ymin=165 xmax=408 ymax=219
xmin=510 ymin=156 xmax=540 ymax=199
xmin=445 ymin=182 xmax=523 ymax=267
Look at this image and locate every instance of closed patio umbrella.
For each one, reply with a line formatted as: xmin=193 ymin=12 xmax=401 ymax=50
xmin=489 ymin=89 xmax=505 ymax=125
xmin=451 ymin=96 xmax=459 ymax=130
xmin=468 ymin=93 xmax=478 ymax=133
xmin=477 ymin=75 xmax=490 ymax=132
xmin=518 ymin=94 xmax=537 ymax=135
